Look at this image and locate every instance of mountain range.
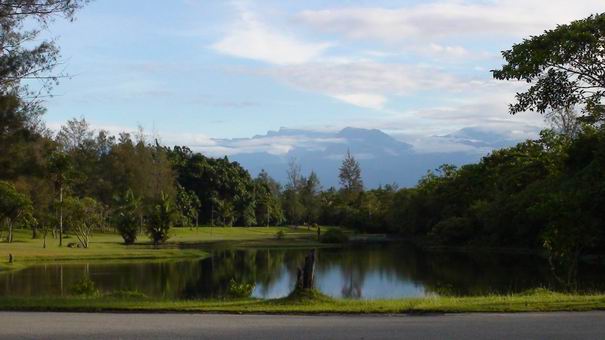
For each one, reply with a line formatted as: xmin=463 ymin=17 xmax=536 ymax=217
xmin=193 ymin=126 xmax=533 ymax=188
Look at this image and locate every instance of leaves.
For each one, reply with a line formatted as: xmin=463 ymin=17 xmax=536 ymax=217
xmin=493 ymin=13 xmax=605 ymax=121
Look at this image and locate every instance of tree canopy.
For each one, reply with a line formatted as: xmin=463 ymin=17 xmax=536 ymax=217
xmin=493 ymin=13 xmax=605 ymax=123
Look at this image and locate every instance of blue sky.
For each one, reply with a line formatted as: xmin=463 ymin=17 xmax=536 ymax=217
xmin=41 ymin=0 xmax=605 ymax=152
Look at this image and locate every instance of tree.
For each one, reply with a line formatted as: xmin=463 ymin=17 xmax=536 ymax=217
xmin=254 ymin=170 xmax=284 ymax=226
xmin=286 ymin=158 xmax=303 ymax=190
xmin=339 ymin=150 xmax=363 ymax=195
xmin=147 ymin=193 xmax=177 ymax=245
xmin=545 ymin=106 xmax=581 ymax=138
xmin=56 ymin=117 xmax=94 ymax=151
xmin=113 ymin=189 xmax=140 ymax=244
xmin=168 ymin=147 xmax=254 ymax=226
xmin=300 ymin=171 xmax=321 ymax=224
xmin=215 ymin=198 xmax=235 ymax=226
xmin=48 ymin=151 xmax=71 ymax=246
xmin=0 ymin=181 xmax=32 ymax=243
xmin=0 ymin=0 xmax=88 ymax=112
xmin=63 ymin=196 xmax=102 ymax=248
xmin=492 ymin=13 xmax=605 ymax=123
xmin=175 ymin=184 xmax=201 ymax=228
xmin=282 ymin=160 xmax=304 ymax=225
xmin=282 ymin=188 xmax=304 ymax=225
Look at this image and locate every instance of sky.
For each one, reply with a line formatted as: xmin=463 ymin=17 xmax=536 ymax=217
xmin=40 ymin=0 xmax=605 ymax=152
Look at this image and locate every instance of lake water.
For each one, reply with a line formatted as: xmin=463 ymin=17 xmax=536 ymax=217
xmin=1 ymin=243 xmax=604 ymax=299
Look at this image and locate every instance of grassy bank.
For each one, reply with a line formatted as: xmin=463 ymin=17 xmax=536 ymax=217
xmin=1 ymin=289 xmax=604 ymax=314
xmin=0 ymin=226 xmax=322 ymax=272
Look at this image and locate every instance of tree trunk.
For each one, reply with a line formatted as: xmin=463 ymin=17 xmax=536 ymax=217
xmin=8 ymin=222 xmax=13 ymax=243
xmin=59 ymin=186 xmax=63 ymax=247
xmin=296 ymin=250 xmax=316 ymax=290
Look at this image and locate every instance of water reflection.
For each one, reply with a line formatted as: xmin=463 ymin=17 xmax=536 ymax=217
xmin=1 ymin=243 xmax=604 ymax=299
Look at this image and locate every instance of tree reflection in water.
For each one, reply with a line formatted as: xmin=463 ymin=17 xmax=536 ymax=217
xmin=1 ymin=243 xmax=605 ymax=299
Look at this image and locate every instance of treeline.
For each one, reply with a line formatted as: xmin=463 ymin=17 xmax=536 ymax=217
xmin=1 ymin=1 xmax=605 ymax=273
xmin=6 ymin=111 xmax=603 ymax=250
xmin=334 ymin=127 xmax=605 ymax=252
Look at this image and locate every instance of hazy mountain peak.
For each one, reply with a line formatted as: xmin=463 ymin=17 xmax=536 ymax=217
xmin=199 ymin=125 xmax=535 ymax=188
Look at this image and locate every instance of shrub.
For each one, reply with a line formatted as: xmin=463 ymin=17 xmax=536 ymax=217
xmin=71 ymin=276 xmax=99 ymax=296
xmin=147 ymin=193 xmax=177 ymax=245
xmin=227 ymin=278 xmax=255 ymax=298
xmin=275 ymin=230 xmax=285 ymax=240
xmin=113 ymin=189 xmax=140 ymax=245
xmin=321 ymin=228 xmax=349 ymax=244
xmin=429 ymin=216 xmax=475 ymax=245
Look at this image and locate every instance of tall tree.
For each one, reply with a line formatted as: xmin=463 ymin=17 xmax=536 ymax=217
xmin=300 ymin=171 xmax=321 ymax=224
xmin=254 ymin=170 xmax=283 ymax=226
xmin=282 ymin=159 xmax=304 ymax=224
xmin=48 ymin=151 xmax=71 ymax=246
xmin=0 ymin=0 xmax=88 ymax=112
xmin=339 ymin=150 xmax=363 ymax=194
xmin=0 ymin=180 xmax=32 ymax=243
xmin=492 ymin=13 xmax=605 ymax=123
xmin=175 ymin=184 xmax=201 ymax=227
xmin=545 ymin=106 xmax=581 ymax=138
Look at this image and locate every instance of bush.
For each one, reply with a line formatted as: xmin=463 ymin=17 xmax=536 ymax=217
xmin=117 ymin=219 xmax=138 ymax=245
xmin=320 ymin=228 xmax=349 ymax=244
xmin=71 ymin=276 xmax=99 ymax=296
xmin=147 ymin=193 xmax=177 ymax=245
xmin=227 ymin=278 xmax=255 ymax=298
xmin=113 ymin=189 xmax=140 ymax=245
xmin=429 ymin=216 xmax=475 ymax=245
xmin=275 ymin=230 xmax=285 ymax=240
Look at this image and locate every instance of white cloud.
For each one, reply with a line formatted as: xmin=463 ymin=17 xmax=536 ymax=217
xmin=331 ymin=93 xmax=386 ymax=110
xmin=258 ymin=61 xmax=468 ymax=109
xmin=297 ymin=0 xmax=605 ymax=42
xmin=202 ymin=134 xmax=345 ymax=156
xmin=211 ymin=4 xmax=332 ymax=65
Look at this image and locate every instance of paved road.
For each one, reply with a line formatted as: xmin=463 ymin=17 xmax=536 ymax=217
xmin=1 ymin=311 xmax=604 ymax=339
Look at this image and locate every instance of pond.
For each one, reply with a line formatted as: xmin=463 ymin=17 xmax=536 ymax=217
xmin=1 ymin=243 xmax=605 ymax=299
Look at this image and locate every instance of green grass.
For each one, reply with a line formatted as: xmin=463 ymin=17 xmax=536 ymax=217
xmin=0 ymin=226 xmax=322 ymax=272
xmin=1 ymin=289 xmax=604 ymax=314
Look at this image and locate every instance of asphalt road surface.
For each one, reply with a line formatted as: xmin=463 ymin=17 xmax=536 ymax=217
xmin=1 ymin=311 xmax=604 ymax=339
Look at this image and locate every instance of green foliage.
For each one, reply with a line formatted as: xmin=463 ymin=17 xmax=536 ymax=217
xmin=147 ymin=193 xmax=177 ymax=245
xmin=429 ymin=217 xmax=475 ymax=245
xmin=227 ymin=278 xmax=255 ymax=298
xmin=254 ymin=170 xmax=284 ymax=226
xmin=0 ymin=181 xmax=33 ymax=243
xmin=320 ymin=228 xmax=349 ymax=244
xmin=62 ymin=196 xmax=103 ymax=248
xmin=104 ymin=290 xmax=148 ymax=299
xmin=492 ymin=13 xmax=605 ymax=123
xmin=168 ymin=147 xmax=255 ymax=226
xmin=275 ymin=230 xmax=285 ymax=240
xmin=339 ymin=150 xmax=363 ymax=196
xmin=71 ymin=276 xmax=100 ymax=297
xmin=175 ymin=184 xmax=201 ymax=227
xmin=113 ymin=189 xmax=140 ymax=244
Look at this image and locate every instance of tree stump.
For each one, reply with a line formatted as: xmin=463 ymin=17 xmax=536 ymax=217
xmin=296 ymin=250 xmax=316 ymax=290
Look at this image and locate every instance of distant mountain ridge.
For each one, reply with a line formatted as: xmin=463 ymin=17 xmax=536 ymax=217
xmin=203 ymin=126 xmax=526 ymax=188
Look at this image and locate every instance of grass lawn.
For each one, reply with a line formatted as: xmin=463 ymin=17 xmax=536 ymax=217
xmin=1 ymin=289 xmax=604 ymax=314
xmin=0 ymin=226 xmax=322 ymax=272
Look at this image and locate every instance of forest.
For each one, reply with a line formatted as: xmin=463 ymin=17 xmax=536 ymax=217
xmin=0 ymin=2 xmax=604 ymax=270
